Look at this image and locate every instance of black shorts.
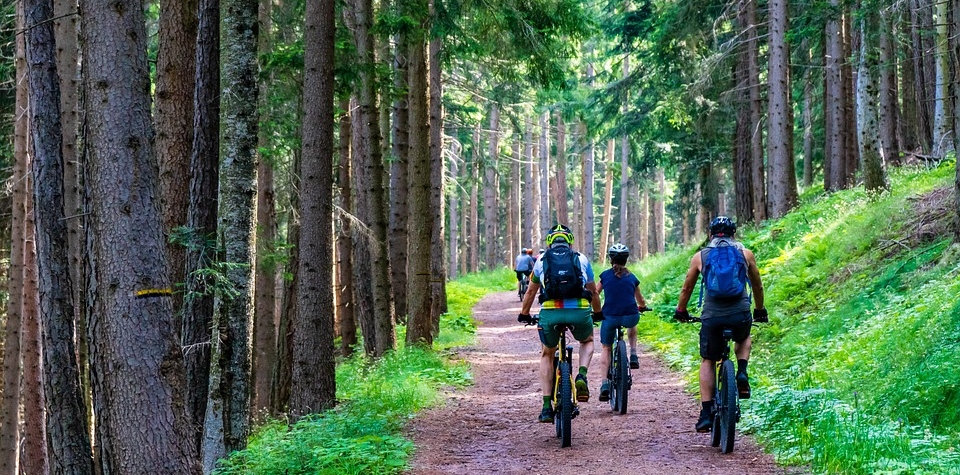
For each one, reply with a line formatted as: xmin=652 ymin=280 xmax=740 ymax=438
xmin=699 ymin=311 xmax=752 ymax=361
xmin=516 ymin=270 xmax=531 ymax=281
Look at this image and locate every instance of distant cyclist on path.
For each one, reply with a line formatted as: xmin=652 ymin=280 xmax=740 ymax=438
xmin=595 ymin=243 xmax=649 ymax=401
xmin=673 ymin=216 xmax=768 ymax=433
xmin=514 ymin=248 xmax=535 ymax=296
xmin=518 ymin=224 xmax=603 ymax=423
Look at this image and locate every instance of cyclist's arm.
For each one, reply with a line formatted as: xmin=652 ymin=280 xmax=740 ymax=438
xmin=675 ymin=252 xmax=702 ymax=311
xmin=520 ymin=281 xmax=540 ymax=315
xmin=634 ymin=282 xmax=648 ymax=308
xmin=743 ymin=248 xmax=764 ymax=309
xmin=585 ymin=281 xmax=602 ymax=313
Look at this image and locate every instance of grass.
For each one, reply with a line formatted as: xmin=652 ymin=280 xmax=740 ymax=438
xmin=633 ymin=161 xmax=960 ymax=474
xmin=212 ymin=266 xmax=514 ymax=475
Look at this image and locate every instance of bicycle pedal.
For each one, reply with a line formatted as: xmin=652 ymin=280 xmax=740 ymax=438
xmin=572 ymin=406 xmax=580 ymax=418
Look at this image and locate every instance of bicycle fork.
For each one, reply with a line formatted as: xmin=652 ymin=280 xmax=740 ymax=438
xmin=552 ymin=345 xmax=580 ymax=418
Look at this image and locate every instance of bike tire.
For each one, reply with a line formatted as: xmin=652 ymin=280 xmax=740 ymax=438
xmin=718 ymin=359 xmax=738 ymax=453
xmin=615 ymin=339 xmax=629 ymax=414
xmin=557 ymin=361 xmax=573 ymax=447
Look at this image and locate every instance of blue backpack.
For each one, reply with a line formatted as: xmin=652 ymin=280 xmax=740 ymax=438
xmin=699 ymin=242 xmax=749 ymax=305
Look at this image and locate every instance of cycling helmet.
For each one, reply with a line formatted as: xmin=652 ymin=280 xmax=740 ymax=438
xmin=607 ymin=243 xmax=630 ymax=262
xmin=709 ymin=216 xmax=737 ymax=237
xmin=545 ymin=224 xmax=574 ymax=246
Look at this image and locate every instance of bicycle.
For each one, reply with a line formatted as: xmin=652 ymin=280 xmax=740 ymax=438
xmin=689 ymin=316 xmax=740 ymax=453
xmin=606 ymin=306 xmax=650 ymax=414
xmin=519 ymin=274 xmax=530 ymax=301
xmin=525 ymin=316 xmax=580 ymax=448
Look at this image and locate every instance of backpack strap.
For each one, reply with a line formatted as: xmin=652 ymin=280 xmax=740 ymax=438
xmin=697 ymin=248 xmax=707 ymax=307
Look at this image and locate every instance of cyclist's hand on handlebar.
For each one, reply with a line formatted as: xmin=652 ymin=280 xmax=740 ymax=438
xmin=753 ymin=307 xmax=769 ymax=323
xmin=591 ymin=311 xmax=605 ymax=323
xmin=518 ymin=313 xmax=534 ymax=325
xmin=673 ymin=309 xmax=692 ymax=323
xmin=638 ymin=305 xmax=652 ymax=313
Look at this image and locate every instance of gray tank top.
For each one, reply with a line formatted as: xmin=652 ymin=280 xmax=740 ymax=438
xmin=700 ymin=239 xmax=751 ymax=318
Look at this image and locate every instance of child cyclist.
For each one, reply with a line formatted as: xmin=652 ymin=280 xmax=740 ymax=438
xmin=596 ymin=243 xmax=650 ymax=402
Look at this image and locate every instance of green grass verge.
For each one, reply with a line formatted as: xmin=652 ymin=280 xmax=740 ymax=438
xmin=634 ymin=162 xmax=960 ymax=474
xmin=212 ymin=266 xmax=514 ymax=475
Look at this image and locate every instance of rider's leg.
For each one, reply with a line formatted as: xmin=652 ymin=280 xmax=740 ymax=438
xmin=627 ymin=326 xmax=638 ymax=355
xmin=697 ymin=358 xmax=716 ymax=432
xmin=577 ymin=335 xmax=594 ymax=372
xmin=734 ymin=336 xmax=753 ymax=398
xmin=598 ymin=343 xmax=612 ymax=378
xmin=540 ymin=345 xmax=557 ymax=403
xmin=733 ymin=336 xmax=752 ymax=362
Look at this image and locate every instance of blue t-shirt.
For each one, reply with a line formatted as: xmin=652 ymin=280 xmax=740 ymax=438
xmin=599 ymin=268 xmax=640 ymax=316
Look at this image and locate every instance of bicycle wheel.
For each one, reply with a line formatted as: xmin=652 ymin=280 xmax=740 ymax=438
xmin=718 ymin=359 xmax=738 ymax=453
xmin=557 ymin=360 xmax=573 ymax=447
xmin=710 ymin=383 xmax=721 ymax=447
xmin=615 ymin=339 xmax=629 ymax=414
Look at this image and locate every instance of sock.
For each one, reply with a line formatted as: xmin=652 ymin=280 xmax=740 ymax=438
xmin=737 ymin=359 xmax=748 ymax=375
xmin=578 ymin=366 xmax=588 ymax=377
xmin=701 ymin=400 xmax=714 ymax=415
xmin=543 ymin=396 xmax=552 ymax=409
xmin=630 ymin=349 xmax=638 ymax=356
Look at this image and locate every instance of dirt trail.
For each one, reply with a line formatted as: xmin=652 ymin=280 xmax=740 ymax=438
xmin=406 ymin=291 xmax=804 ymax=475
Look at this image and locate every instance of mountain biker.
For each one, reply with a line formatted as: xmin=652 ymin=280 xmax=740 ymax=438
xmin=518 ymin=224 xmax=603 ymax=423
xmin=595 ymin=243 xmax=649 ymax=402
xmin=673 ymin=216 xmax=768 ymax=433
xmin=514 ymin=248 xmax=535 ymax=296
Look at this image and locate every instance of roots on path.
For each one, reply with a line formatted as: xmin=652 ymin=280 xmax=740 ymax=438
xmin=406 ymin=291 xmax=803 ymax=475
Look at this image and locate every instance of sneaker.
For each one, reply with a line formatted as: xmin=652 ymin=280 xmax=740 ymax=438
xmin=695 ymin=412 xmax=712 ymax=433
xmin=736 ymin=372 xmax=751 ymax=399
xmin=538 ymin=406 xmax=554 ymax=423
xmin=629 ymin=354 xmax=639 ymax=369
xmin=575 ymin=374 xmax=590 ymax=402
xmin=599 ymin=380 xmax=610 ymax=401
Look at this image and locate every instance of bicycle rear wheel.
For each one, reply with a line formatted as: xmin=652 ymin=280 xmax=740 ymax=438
xmin=614 ymin=339 xmax=629 ymax=414
xmin=718 ymin=359 xmax=738 ymax=453
xmin=557 ymin=361 xmax=573 ymax=447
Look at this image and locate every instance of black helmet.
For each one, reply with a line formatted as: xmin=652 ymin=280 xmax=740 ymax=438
xmin=607 ymin=243 xmax=630 ymax=262
xmin=709 ymin=216 xmax=737 ymax=237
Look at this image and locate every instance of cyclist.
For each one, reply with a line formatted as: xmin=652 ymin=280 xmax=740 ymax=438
xmin=595 ymin=243 xmax=649 ymax=402
xmin=514 ymin=247 xmax=535 ymax=296
xmin=518 ymin=224 xmax=603 ymax=423
xmin=673 ymin=216 xmax=768 ymax=433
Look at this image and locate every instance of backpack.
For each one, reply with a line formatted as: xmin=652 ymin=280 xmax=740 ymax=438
xmin=699 ymin=241 xmax=749 ymax=305
xmin=539 ymin=246 xmax=585 ymax=301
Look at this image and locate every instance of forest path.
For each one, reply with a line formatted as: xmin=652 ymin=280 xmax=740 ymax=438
xmin=406 ymin=291 xmax=803 ymax=475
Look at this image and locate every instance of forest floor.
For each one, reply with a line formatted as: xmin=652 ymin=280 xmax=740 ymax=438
xmin=406 ymin=291 xmax=807 ymax=475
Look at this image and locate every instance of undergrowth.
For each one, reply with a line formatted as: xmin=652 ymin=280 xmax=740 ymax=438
xmin=635 ymin=162 xmax=960 ymax=474
xmin=213 ymin=266 xmax=514 ymax=474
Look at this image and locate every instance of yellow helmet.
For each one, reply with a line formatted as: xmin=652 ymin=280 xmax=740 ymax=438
xmin=545 ymin=224 xmax=574 ymax=246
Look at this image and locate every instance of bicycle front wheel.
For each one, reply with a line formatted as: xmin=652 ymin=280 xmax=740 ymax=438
xmin=614 ymin=339 xmax=629 ymax=414
xmin=557 ymin=360 xmax=573 ymax=447
xmin=718 ymin=359 xmax=738 ymax=453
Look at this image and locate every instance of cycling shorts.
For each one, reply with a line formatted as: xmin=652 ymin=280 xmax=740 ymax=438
xmin=699 ymin=311 xmax=752 ymax=361
xmin=599 ymin=312 xmax=640 ymax=346
xmin=537 ymin=308 xmax=593 ymax=349
xmin=516 ymin=270 xmax=532 ymax=281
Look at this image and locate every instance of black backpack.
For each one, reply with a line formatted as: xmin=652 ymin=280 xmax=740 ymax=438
xmin=540 ymin=246 xmax=585 ymax=301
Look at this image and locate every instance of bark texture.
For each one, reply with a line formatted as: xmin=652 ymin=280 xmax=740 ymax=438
xmin=765 ymin=0 xmax=797 ymax=218
xmin=483 ymin=104 xmax=500 ymax=269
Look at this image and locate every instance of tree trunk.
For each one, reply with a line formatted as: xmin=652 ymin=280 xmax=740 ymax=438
xmin=901 ymin=20 xmax=921 ymax=153
xmin=948 ymin=0 xmax=960 ymax=241
xmin=599 ymin=139 xmax=614 ymax=261
xmin=651 ymin=170 xmax=666 ymax=254
xmin=878 ymin=8 xmax=900 ymax=165
xmin=746 ymin=0 xmax=765 ymax=219
xmin=22 ymin=187 xmax=49 ymax=474
xmin=538 ymin=112 xmax=551 ymax=237
xmin=766 ymin=0 xmax=798 ymax=218
xmin=337 ymin=100 xmax=357 ymax=356
xmin=508 ymin=141 xmax=519 ymax=264
xmin=843 ymin=11 xmax=858 ymax=186
xmin=207 ymin=0 xmax=259 ymax=455
xmin=933 ymin=0 xmax=952 ymax=157
xmin=554 ymin=111 xmax=568 ymax=226
xmin=181 ymin=0 xmax=219 ymax=448
xmin=802 ymin=40 xmax=815 ymax=188
xmin=428 ymin=22 xmax=447 ymax=329
xmin=619 ymin=133 xmax=629 ymax=244
xmin=469 ymin=125 xmax=480 ymax=273
xmin=1 ymin=11 xmax=28 ymax=469
xmin=156 ymin=0 xmax=198 ymax=308
xmin=388 ymin=24 xmax=409 ymax=323
xmin=582 ymin=122 xmax=595 ymax=260
xmin=531 ymin=124 xmax=543 ymax=246
xmin=271 ymin=150 xmax=299 ymax=412
xmin=825 ymin=0 xmax=847 ymax=191
xmin=252 ymin=0 xmax=277 ymax=416
xmin=24 ymin=0 xmax=93 ymax=470
xmin=523 ymin=116 xmax=535 ymax=247
xmin=291 ymin=0 xmax=336 ymax=416
xmin=81 ymin=0 xmax=199 ymax=469
xmin=858 ymin=6 xmax=888 ymax=191
xmin=448 ymin=141 xmax=460 ymax=280
xmin=732 ymin=20 xmax=754 ymax=222
xmin=406 ymin=8 xmax=433 ymax=346
xmin=639 ymin=188 xmax=648 ymax=258
xmin=911 ymin=0 xmax=934 ymax=153
xmin=483 ymin=103 xmax=500 ymax=269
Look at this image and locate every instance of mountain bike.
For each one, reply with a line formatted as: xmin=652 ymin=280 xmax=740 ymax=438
xmin=690 ymin=317 xmax=740 ymax=453
xmin=526 ymin=316 xmax=579 ymax=447
xmin=607 ymin=306 xmax=650 ymax=414
xmin=519 ymin=274 xmax=530 ymax=300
